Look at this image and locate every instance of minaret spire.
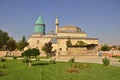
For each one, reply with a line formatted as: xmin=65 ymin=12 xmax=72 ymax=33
xmin=55 ymin=16 xmax=59 ymax=33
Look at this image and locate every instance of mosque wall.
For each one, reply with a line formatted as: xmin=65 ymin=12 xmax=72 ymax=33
xmin=67 ymin=47 xmax=97 ymax=55
xmin=70 ymin=39 xmax=98 ymax=45
xmin=57 ymin=33 xmax=87 ymax=37
xmin=27 ymin=36 xmax=51 ymax=56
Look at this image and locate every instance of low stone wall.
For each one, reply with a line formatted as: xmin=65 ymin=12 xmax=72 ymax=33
xmin=0 ymin=51 xmax=22 ymax=57
xmin=101 ymin=50 xmax=120 ymax=57
xmin=0 ymin=51 xmax=6 ymax=57
xmin=67 ymin=47 xmax=97 ymax=55
xmin=102 ymin=52 xmax=120 ymax=57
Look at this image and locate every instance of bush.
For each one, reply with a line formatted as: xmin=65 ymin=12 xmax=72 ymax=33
xmin=0 ymin=58 xmax=6 ymax=62
xmin=0 ymin=64 xmax=8 ymax=69
xmin=50 ymin=58 xmax=56 ymax=64
xmin=66 ymin=67 xmax=79 ymax=73
xmin=37 ymin=57 xmax=40 ymax=61
xmin=118 ymin=60 xmax=120 ymax=62
xmin=69 ymin=58 xmax=75 ymax=63
xmin=22 ymin=57 xmax=29 ymax=63
xmin=67 ymin=63 xmax=91 ymax=73
xmin=13 ymin=56 xmax=17 ymax=60
xmin=0 ymin=71 xmax=5 ymax=77
xmin=70 ymin=63 xmax=91 ymax=69
xmin=102 ymin=57 xmax=110 ymax=66
xmin=76 ymin=63 xmax=90 ymax=69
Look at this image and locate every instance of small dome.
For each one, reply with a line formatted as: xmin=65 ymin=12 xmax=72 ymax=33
xmin=58 ymin=25 xmax=81 ymax=32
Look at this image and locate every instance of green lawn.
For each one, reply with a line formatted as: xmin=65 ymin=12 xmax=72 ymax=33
xmin=112 ymin=56 xmax=120 ymax=59
xmin=0 ymin=59 xmax=120 ymax=80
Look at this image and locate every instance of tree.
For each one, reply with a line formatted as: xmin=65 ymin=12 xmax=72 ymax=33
xmin=31 ymin=48 xmax=40 ymax=61
xmin=22 ymin=48 xmax=32 ymax=67
xmin=75 ymin=41 xmax=87 ymax=46
xmin=118 ymin=46 xmax=120 ymax=50
xmin=16 ymin=36 xmax=29 ymax=50
xmin=6 ymin=37 xmax=16 ymax=56
xmin=22 ymin=48 xmax=40 ymax=67
xmin=100 ymin=45 xmax=110 ymax=51
xmin=42 ymin=42 xmax=53 ymax=58
xmin=0 ymin=29 xmax=9 ymax=50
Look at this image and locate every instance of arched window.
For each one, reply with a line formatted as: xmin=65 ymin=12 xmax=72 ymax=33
xmin=59 ymin=48 xmax=62 ymax=52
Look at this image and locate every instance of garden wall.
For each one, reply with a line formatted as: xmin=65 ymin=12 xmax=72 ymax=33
xmin=67 ymin=47 xmax=97 ymax=55
xmin=0 ymin=51 xmax=22 ymax=57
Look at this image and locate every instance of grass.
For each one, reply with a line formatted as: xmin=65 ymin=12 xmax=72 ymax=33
xmin=112 ymin=56 xmax=120 ymax=59
xmin=0 ymin=59 xmax=120 ymax=80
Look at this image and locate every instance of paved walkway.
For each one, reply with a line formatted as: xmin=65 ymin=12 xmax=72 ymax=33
xmin=55 ymin=55 xmax=120 ymax=67
xmin=4 ymin=55 xmax=120 ymax=67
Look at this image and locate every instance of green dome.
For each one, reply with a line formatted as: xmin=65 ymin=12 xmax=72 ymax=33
xmin=35 ymin=16 xmax=45 ymax=24
xmin=34 ymin=16 xmax=45 ymax=34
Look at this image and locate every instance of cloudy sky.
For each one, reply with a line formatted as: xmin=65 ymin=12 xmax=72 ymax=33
xmin=0 ymin=0 xmax=120 ymax=45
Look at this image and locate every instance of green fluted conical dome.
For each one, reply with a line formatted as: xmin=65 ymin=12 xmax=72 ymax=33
xmin=34 ymin=16 xmax=45 ymax=34
xmin=35 ymin=16 xmax=45 ymax=24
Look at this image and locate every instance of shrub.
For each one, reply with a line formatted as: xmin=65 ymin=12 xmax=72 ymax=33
xmin=0 ymin=57 xmax=6 ymax=62
xmin=102 ymin=57 xmax=110 ymax=66
xmin=37 ymin=57 xmax=40 ymax=61
xmin=69 ymin=58 xmax=75 ymax=63
xmin=50 ymin=58 xmax=56 ymax=64
xmin=66 ymin=67 xmax=79 ymax=73
xmin=0 ymin=64 xmax=8 ymax=69
xmin=118 ymin=60 xmax=120 ymax=62
xmin=70 ymin=63 xmax=91 ymax=69
xmin=78 ymin=63 xmax=91 ymax=69
xmin=0 ymin=71 xmax=5 ymax=77
xmin=22 ymin=57 xmax=29 ymax=63
xmin=13 ymin=56 xmax=17 ymax=60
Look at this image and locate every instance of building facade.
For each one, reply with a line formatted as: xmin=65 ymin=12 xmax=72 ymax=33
xmin=27 ymin=16 xmax=98 ymax=56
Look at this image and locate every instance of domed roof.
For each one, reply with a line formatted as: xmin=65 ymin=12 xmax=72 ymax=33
xmin=58 ymin=25 xmax=82 ymax=33
xmin=63 ymin=25 xmax=81 ymax=30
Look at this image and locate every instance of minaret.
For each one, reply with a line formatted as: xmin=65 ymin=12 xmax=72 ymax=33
xmin=34 ymin=16 xmax=45 ymax=35
xmin=55 ymin=16 xmax=59 ymax=34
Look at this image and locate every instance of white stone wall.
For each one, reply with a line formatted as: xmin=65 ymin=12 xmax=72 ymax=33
xmin=28 ymin=33 xmax=98 ymax=56
xmin=57 ymin=38 xmax=98 ymax=53
xmin=57 ymin=33 xmax=87 ymax=37
xmin=67 ymin=47 xmax=97 ymax=55
xmin=28 ymin=36 xmax=51 ymax=56
xmin=57 ymin=39 xmax=68 ymax=52
xmin=70 ymin=39 xmax=98 ymax=45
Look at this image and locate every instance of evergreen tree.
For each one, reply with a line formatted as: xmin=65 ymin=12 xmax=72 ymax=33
xmin=42 ymin=42 xmax=53 ymax=58
xmin=6 ymin=37 xmax=16 ymax=56
xmin=16 ymin=36 xmax=29 ymax=50
xmin=0 ymin=29 xmax=9 ymax=50
xmin=101 ymin=45 xmax=110 ymax=51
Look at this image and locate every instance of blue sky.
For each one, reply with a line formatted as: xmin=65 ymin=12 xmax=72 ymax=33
xmin=0 ymin=0 xmax=120 ymax=45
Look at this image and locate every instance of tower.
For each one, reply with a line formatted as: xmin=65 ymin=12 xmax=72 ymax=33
xmin=34 ymin=16 xmax=45 ymax=35
xmin=55 ymin=16 xmax=59 ymax=34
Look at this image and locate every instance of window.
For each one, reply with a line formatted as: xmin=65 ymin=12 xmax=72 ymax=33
xmin=59 ymin=48 xmax=62 ymax=51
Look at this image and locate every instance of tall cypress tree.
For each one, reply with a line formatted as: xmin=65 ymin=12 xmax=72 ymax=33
xmin=0 ymin=29 xmax=9 ymax=50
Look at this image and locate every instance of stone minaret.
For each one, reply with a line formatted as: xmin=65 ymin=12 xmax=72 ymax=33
xmin=55 ymin=16 xmax=59 ymax=34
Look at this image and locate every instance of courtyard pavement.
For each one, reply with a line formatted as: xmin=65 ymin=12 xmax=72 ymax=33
xmin=55 ymin=55 xmax=120 ymax=67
